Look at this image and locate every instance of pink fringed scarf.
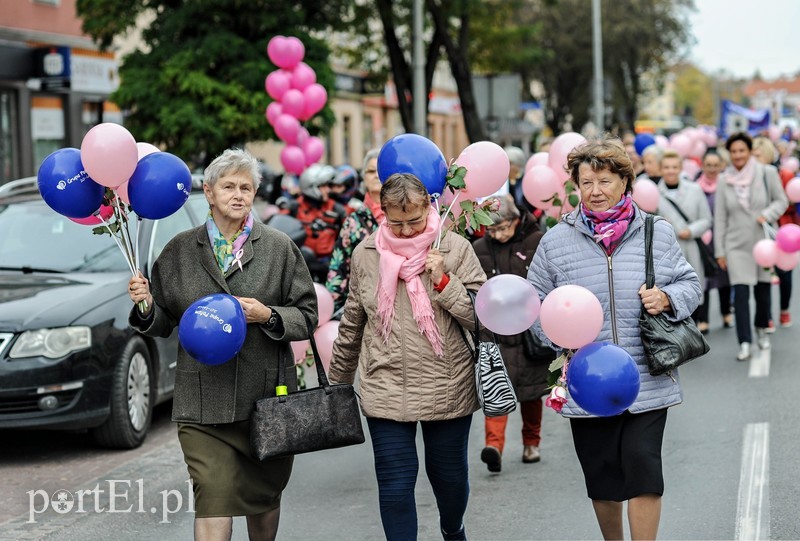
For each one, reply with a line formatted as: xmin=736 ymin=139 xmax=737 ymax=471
xmin=725 ymin=157 xmax=757 ymax=210
xmin=581 ymin=194 xmax=635 ymax=255
xmin=374 ymin=207 xmax=444 ymax=357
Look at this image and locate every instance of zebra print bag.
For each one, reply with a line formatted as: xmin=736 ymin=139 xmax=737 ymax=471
xmin=460 ymin=291 xmax=517 ymax=417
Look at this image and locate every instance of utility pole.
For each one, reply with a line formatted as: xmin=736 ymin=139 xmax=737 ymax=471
xmin=592 ymin=0 xmax=604 ymax=132
xmin=413 ymin=0 xmax=427 ymax=135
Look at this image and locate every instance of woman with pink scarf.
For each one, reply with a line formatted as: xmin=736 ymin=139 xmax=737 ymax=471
xmin=714 ymin=132 xmax=788 ymax=361
xmin=329 ymin=173 xmax=486 ymax=541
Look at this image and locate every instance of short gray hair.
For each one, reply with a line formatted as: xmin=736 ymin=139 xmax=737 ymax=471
xmin=487 ymin=195 xmax=520 ymax=224
xmin=203 ymin=148 xmax=261 ymax=189
xmin=641 ymin=144 xmax=664 ymax=161
xmin=504 ymin=146 xmax=526 ymax=167
xmin=362 ymin=148 xmax=380 ymax=176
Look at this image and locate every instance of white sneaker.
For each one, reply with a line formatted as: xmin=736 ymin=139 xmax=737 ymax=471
xmin=757 ymin=328 xmax=771 ymax=350
xmin=736 ymin=342 xmax=751 ymax=361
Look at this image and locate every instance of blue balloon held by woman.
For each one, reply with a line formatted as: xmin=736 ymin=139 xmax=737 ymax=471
xmin=179 ymin=293 xmax=247 ymax=366
xmin=128 ymin=152 xmax=192 ymax=220
xmin=567 ymin=341 xmax=640 ymax=417
xmin=37 ymin=148 xmax=105 ymax=219
xmin=377 ymin=134 xmax=448 ymax=198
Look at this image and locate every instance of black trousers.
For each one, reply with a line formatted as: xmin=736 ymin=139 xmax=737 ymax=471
xmin=733 ymin=282 xmax=771 ymax=344
xmin=694 ymin=285 xmax=732 ymax=324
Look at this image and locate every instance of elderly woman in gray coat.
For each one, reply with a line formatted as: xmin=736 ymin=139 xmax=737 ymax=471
xmin=128 ymin=148 xmax=317 ymax=541
xmin=528 ymin=137 xmax=701 ymax=541
xmin=714 ymin=132 xmax=788 ymax=361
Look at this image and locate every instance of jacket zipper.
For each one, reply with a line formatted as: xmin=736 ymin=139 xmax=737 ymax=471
xmin=606 ymin=255 xmax=619 ymax=344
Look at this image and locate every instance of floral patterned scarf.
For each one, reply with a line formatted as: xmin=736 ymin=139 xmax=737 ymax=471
xmin=580 ymin=194 xmax=635 ymax=255
xmin=206 ymin=212 xmax=253 ymax=272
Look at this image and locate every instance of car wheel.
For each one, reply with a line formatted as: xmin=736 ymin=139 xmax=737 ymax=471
xmin=92 ymin=337 xmax=154 ymax=449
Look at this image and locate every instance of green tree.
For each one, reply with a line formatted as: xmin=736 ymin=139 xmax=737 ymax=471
xmin=673 ymin=63 xmax=714 ymax=125
xmin=76 ymin=0 xmax=350 ymax=163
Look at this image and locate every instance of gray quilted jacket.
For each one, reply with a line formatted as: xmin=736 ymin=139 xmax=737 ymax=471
xmin=526 ymin=205 xmax=702 ymax=417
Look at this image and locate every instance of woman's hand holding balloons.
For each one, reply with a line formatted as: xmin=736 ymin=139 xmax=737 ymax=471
xmin=234 ymin=296 xmax=272 ymax=324
xmin=638 ymin=284 xmax=670 ymax=315
xmin=425 ymin=249 xmax=446 ymax=286
xmin=128 ymin=272 xmax=153 ymax=315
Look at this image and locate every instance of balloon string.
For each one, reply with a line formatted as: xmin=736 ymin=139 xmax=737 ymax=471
xmin=435 ymin=190 xmax=461 ymax=249
xmin=135 ymin=217 xmax=143 ymax=274
xmin=98 ymin=213 xmax=136 ymax=275
xmin=114 ymin=197 xmax=136 ymax=274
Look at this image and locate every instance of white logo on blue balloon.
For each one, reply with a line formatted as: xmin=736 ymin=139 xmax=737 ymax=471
xmin=57 ymin=180 xmax=67 ymax=190
xmin=177 ymin=182 xmax=184 ymax=191
xmin=222 ymin=323 xmax=232 ymax=334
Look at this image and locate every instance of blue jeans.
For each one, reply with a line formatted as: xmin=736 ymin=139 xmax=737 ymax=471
xmin=367 ymin=415 xmax=472 ymax=541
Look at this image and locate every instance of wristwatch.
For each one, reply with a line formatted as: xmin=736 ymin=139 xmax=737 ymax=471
xmin=265 ymin=308 xmax=278 ymax=329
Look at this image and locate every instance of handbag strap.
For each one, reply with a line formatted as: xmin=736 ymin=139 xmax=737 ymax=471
xmin=663 ymin=195 xmax=710 ymax=254
xmin=645 ymin=215 xmax=655 ymax=289
xmin=276 ymin=314 xmax=331 ymax=400
xmin=458 ymin=289 xmax=492 ymax=364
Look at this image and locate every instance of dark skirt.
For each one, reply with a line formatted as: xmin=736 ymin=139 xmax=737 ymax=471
xmin=569 ymin=409 xmax=668 ymax=502
xmin=178 ymin=420 xmax=294 ymax=517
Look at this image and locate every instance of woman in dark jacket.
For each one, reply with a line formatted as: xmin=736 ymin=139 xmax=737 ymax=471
xmin=471 ymin=196 xmax=551 ymax=473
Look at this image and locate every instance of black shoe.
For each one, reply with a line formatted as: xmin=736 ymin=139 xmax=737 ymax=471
xmin=480 ymin=446 xmax=502 ymax=473
xmin=441 ymin=525 xmax=467 ymax=541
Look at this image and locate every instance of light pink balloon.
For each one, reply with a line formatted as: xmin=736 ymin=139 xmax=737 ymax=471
xmin=291 ymin=340 xmax=310 ymax=364
xmin=274 ymin=114 xmax=301 ymax=145
xmin=300 ymin=84 xmax=327 ymax=120
xmin=548 ymin=132 xmax=587 ymax=181
xmin=539 ymin=285 xmax=604 ymax=349
xmin=116 ymin=180 xmax=130 ymax=204
xmin=753 ymin=239 xmax=778 ymax=267
xmin=314 ymin=320 xmax=340 ymax=371
xmin=700 ymin=128 xmax=718 ymax=148
xmin=280 ymin=145 xmax=306 ymax=175
xmin=314 ymin=283 xmax=335 ymax=327
xmin=669 ymin=133 xmax=692 ymax=158
xmin=682 ymin=127 xmax=700 ymax=142
xmin=265 ymin=102 xmax=283 ymax=125
xmin=632 ymin=178 xmax=660 ymax=212
xmin=474 ymin=275 xmax=541 ymax=335
xmin=785 ymin=177 xmax=800 ymax=202
xmin=775 ymin=223 xmax=800 ymax=253
xmin=701 ymin=230 xmax=713 ymax=244
xmin=302 ymin=136 xmax=325 ymax=166
xmin=267 ymin=36 xmax=301 ymax=69
xmin=682 ymin=158 xmax=701 ymax=179
xmin=281 ymin=88 xmax=306 ymax=118
xmin=784 ymin=157 xmax=800 ymax=174
xmin=68 ymin=203 xmax=114 ymax=226
xmin=285 ymin=37 xmax=306 ymax=67
xmin=688 ymin=139 xmax=707 ymax=159
xmin=80 ymin=123 xmax=138 ymax=188
xmin=136 ymin=142 xmax=160 ymax=161
xmin=654 ymin=134 xmax=669 ymax=148
xmin=775 ymin=247 xmax=800 ymax=270
xmin=525 ymin=152 xmax=549 ymax=172
xmin=522 ymin=165 xmax=562 ymax=209
xmin=768 ymin=125 xmax=781 ymax=142
xmin=290 ymin=62 xmax=317 ymax=91
xmin=439 ymin=188 xmax=464 ymax=222
xmin=265 ymin=70 xmax=291 ymax=101
xmin=454 ymin=141 xmax=511 ymax=200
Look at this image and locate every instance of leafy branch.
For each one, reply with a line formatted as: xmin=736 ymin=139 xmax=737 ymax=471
xmin=436 ymin=161 xmax=500 ymax=241
xmin=544 ymin=179 xmax=580 ymax=229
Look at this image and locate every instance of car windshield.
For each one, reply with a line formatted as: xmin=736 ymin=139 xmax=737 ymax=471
xmin=0 ymin=200 xmax=137 ymax=273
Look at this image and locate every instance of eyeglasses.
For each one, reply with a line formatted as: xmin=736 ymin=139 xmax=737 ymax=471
xmin=385 ymin=216 xmax=426 ymax=230
xmin=486 ymin=221 xmax=514 ymax=234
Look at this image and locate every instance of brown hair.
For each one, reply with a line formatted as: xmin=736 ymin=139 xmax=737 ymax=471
xmin=380 ymin=173 xmax=430 ymax=212
xmin=661 ymin=149 xmax=682 ymax=164
xmin=567 ymin=136 xmax=636 ymax=193
xmin=725 ymin=131 xmax=753 ymax=151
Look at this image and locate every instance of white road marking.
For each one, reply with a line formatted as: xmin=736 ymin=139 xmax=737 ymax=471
xmin=735 ymin=422 xmax=770 ymax=541
xmin=748 ymin=346 xmax=771 ymax=378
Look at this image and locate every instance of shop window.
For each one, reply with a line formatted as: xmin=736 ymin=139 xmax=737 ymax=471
xmin=0 ymin=90 xmax=17 ymax=183
xmin=30 ymin=95 xmax=65 ymax=172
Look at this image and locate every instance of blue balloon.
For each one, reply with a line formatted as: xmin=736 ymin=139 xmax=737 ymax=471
xmin=178 ymin=294 xmax=247 ymax=366
xmin=634 ymin=133 xmax=656 ymax=157
xmin=37 ymin=148 xmax=105 ymax=218
xmin=567 ymin=342 xmax=640 ymax=417
xmin=128 ymin=152 xmax=191 ymax=219
xmin=377 ymin=134 xmax=448 ymax=198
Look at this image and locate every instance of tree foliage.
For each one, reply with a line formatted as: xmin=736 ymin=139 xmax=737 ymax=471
xmin=76 ymin=0 xmax=350 ymax=164
xmin=673 ymin=63 xmax=714 ymax=125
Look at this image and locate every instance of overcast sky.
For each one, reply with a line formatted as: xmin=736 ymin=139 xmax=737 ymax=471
xmin=688 ymin=0 xmax=800 ymax=79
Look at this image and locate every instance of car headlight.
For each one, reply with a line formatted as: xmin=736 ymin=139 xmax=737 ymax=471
xmin=8 ymin=327 xmax=92 ymax=360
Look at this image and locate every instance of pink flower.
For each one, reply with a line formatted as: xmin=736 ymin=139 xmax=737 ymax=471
xmin=545 ymin=385 xmax=568 ymax=413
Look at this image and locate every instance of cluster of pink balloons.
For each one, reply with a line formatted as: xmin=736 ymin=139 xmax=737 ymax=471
xmin=291 ymin=284 xmax=339 ymax=370
xmin=521 ymin=132 xmax=587 ymax=212
xmin=753 ymin=224 xmax=800 ymax=271
xmin=264 ymin=36 xmax=327 ymax=175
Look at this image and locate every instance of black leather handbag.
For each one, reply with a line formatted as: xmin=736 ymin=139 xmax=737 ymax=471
xmin=250 ymin=320 xmax=365 ymax=460
xmin=639 ymin=215 xmax=710 ymax=376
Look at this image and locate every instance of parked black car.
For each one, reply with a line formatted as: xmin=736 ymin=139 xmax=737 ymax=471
xmin=0 ymin=177 xmax=216 ymax=448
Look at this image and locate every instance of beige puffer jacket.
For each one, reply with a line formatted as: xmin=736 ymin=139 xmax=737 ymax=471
xmin=329 ymin=231 xmax=486 ymax=422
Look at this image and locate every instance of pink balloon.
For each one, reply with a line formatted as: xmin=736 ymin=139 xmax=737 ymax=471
xmin=474 ymin=275 xmax=541 ymax=335
xmin=314 ymin=283 xmax=335 ymax=327
xmin=526 ymin=152 xmax=549 ymax=172
xmin=285 ymin=37 xmax=306 ymax=67
xmin=300 ymin=84 xmax=327 ymax=120
xmin=775 ymin=247 xmax=800 ymax=271
xmin=701 ymin=230 xmax=713 ymax=244
xmin=539 ymin=285 xmax=604 ymax=349
xmin=632 ymin=178 xmax=660 ymax=212
xmin=281 ymin=88 xmax=306 ymax=118
xmin=785 ymin=177 xmax=800 ymax=202
xmin=768 ymin=125 xmax=781 ymax=142
xmin=267 ymin=36 xmax=301 ymax=69
xmin=753 ymin=239 xmax=778 ymax=267
xmin=682 ymin=158 xmax=701 ymax=179
xmin=116 ymin=180 xmax=130 ymax=204
xmin=439 ymin=188 xmax=464 ymax=222
xmin=784 ymin=157 xmax=800 ymax=174
xmin=775 ymin=223 xmax=800 ymax=253
xmin=454 ymin=141 xmax=511 ymax=200
xmin=547 ymin=132 xmax=587 ymax=181
xmin=80 ymin=123 xmax=138 ymax=188
xmin=302 ymin=136 xmax=325 ymax=166
xmin=265 ymin=101 xmax=283 ymax=125
xmin=265 ymin=70 xmax=291 ymax=101
xmin=136 ymin=142 xmax=160 ymax=161
xmin=522 ymin=165 xmax=562 ymax=209
xmin=689 ymin=139 xmax=707 ymax=159
xmin=290 ymin=62 xmax=317 ymax=91
xmin=291 ymin=340 xmax=310 ymax=364
xmin=314 ymin=320 xmax=340 ymax=371
xmin=654 ymin=134 xmax=669 ymax=148
xmin=68 ymin=203 xmax=114 ymax=226
xmin=700 ymin=128 xmax=718 ymax=148
xmin=296 ymin=127 xmax=310 ymax=148
xmin=669 ymin=133 xmax=692 ymax=158
xmin=280 ymin=145 xmax=306 ymax=175
xmin=274 ymin=114 xmax=301 ymax=145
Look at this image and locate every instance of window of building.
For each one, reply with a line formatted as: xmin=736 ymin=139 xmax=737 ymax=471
xmin=0 ymin=90 xmax=17 ymax=183
xmin=30 ymin=95 xmax=65 ymax=172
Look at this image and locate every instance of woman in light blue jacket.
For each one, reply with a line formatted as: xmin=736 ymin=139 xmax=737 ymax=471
xmin=527 ymin=137 xmax=702 ymax=541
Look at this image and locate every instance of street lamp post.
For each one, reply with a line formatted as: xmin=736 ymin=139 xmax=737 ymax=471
xmin=592 ymin=0 xmax=604 ymax=131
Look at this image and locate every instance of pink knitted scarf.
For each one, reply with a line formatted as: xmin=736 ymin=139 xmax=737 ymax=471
xmin=696 ymin=173 xmax=718 ymax=194
xmin=374 ymin=207 xmax=444 ymax=357
xmin=725 ymin=157 xmax=757 ymax=210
